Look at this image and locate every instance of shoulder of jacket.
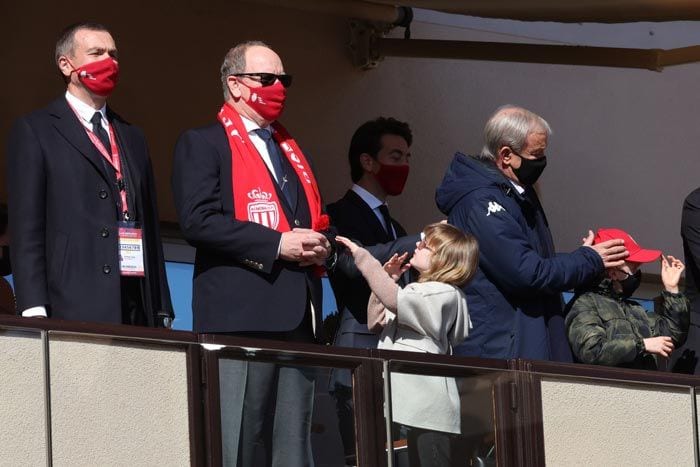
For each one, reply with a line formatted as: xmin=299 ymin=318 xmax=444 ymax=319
xmin=405 ymin=281 xmax=459 ymax=296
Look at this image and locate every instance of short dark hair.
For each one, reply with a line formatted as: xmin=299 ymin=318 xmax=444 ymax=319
xmin=348 ymin=117 xmax=412 ymax=183
xmin=55 ymin=22 xmax=110 ymax=63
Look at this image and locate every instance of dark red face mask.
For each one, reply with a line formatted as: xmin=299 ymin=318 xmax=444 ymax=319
xmin=375 ymin=163 xmax=410 ymax=196
xmin=69 ymin=57 xmax=120 ymax=97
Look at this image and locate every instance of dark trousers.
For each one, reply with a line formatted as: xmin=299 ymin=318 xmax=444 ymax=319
xmin=229 ymin=309 xmax=317 ymax=467
xmin=407 ymin=427 xmax=462 ymax=467
xmin=237 ymin=362 xmax=315 ymax=467
xmin=330 ymin=382 xmax=355 ymax=463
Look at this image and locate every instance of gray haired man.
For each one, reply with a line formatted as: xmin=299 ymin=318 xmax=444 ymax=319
xmin=435 ymin=105 xmax=628 ymax=361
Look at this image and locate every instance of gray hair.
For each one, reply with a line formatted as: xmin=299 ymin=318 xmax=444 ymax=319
xmin=55 ymin=22 xmax=109 ymax=64
xmin=220 ymin=40 xmax=270 ymax=99
xmin=479 ymin=105 xmax=552 ymax=161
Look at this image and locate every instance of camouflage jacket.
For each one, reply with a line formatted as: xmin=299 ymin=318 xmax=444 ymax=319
xmin=565 ymin=279 xmax=689 ymax=370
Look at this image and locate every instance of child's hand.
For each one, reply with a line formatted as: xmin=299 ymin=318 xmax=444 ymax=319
xmin=335 ymin=236 xmax=359 ymax=256
xmin=383 ymin=253 xmax=410 ymax=282
xmin=661 ymin=254 xmax=684 ymax=293
xmin=643 ymin=336 xmax=675 ymax=357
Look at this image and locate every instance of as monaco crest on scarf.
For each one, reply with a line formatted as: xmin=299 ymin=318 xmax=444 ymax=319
xmin=247 ymin=188 xmax=279 ymax=229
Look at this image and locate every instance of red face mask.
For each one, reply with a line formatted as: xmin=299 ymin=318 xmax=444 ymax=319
xmin=240 ymin=80 xmax=287 ymax=122
xmin=70 ymin=57 xmax=120 ymax=97
xmin=375 ymin=163 xmax=410 ymax=196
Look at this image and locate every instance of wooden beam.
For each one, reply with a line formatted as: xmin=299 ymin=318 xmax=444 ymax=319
xmin=377 ymin=38 xmax=700 ymax=71
xmin=370 ymin=0 xmax=700 ymax=23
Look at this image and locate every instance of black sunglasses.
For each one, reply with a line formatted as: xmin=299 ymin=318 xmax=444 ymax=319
xmin=233 ymin=73 xmax=293 ymax=88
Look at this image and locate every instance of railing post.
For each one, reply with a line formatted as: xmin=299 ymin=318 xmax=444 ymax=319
xmin=353 ymin=358 xmax=388 ymax=467
xmin=42 ymin=330 xmax=53 ymax=467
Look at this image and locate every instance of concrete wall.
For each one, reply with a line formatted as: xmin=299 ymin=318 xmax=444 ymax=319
xmin=0 ymin=331 xmax=191 ymax=466
xmin=0 ymin=331 xmax=47 ymax=466
xmin=3 ymin=1 xmax=699 ymax=265
xmin=540 ymin=377 xmax=696 ymax=466
xmin=49 ymin=335 xmax=190 ymax=466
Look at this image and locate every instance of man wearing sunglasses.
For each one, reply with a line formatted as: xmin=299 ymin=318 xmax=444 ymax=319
xmin=173 ymin=40 xmax=331 ymax=466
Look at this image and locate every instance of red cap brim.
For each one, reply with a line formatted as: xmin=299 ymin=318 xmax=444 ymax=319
xmin=627 ymin=248 xmax=661 ymax=263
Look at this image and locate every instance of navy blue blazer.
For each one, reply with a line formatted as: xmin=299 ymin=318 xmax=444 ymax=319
xmin=6 ymin=97 xmax=172 ymax=325
xmin=172 ymin=123 xmax=324 ymax=337
xmin=327 ymin=189 xmax=411 ymax=324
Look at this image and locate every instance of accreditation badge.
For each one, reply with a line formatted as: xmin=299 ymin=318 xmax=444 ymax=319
xmin=118 ymin=221 xmax=145 ymax=277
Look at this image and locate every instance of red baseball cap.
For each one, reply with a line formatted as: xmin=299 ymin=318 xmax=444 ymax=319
xmin=593 ymin=228 xmax=661 ymax=263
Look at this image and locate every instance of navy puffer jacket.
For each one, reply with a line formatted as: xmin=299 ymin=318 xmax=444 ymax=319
xmin=435 ymin=153 xmax=603 ymax=361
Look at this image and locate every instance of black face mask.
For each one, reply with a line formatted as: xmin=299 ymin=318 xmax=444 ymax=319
xmin=513 ymin=155 xmax=547 ymax=186
xmin=618 ymin=270 xmax=642 ymax=298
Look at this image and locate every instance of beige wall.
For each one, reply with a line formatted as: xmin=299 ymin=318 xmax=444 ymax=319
xmin=3 ymin=1 xmax=699 ymax=260
xmin=48 ymin=335 xmax=190 ymax=466
xmin=0 ymin=331 xmax=47 ymax=466
xmin=0 ymin=330 xmax=193 ymax=466
xmin=541 ymin=377 xmax=695 ymax=466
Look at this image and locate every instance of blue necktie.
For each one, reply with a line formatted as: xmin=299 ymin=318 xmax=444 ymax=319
xmin=378 ymin=204 xmax=395 ymax=240
xmin=254 ymin=128 xmax=292 ymax=206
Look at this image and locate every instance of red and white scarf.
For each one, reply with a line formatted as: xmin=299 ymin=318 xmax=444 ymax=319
xmin=217 ymin=103 xmax=327 ymax=234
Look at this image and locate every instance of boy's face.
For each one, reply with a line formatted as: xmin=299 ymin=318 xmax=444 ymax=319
xmin=607 ymin=261 xmax=640 ymax=281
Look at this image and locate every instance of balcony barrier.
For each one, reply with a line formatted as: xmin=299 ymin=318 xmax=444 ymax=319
xmin=0 ymin=315 xmax=698 ymax=466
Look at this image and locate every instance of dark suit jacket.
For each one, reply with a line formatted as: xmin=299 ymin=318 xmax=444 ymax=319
xmin=327 ymin=189 xmax=411 ymax=324
xmin=672 ymin=187 xmax=700 ymax=373
xmin=6 ymin=97 xmax=172 ymax=325
xmin=172 ymin=123 xmax=323 ymax=338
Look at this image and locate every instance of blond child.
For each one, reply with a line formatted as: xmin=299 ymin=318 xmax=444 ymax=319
xmin=336 ymin=222 xmax=478 ymax=466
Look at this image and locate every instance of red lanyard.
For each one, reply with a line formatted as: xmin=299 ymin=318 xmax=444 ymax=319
xmin=69 ymin=105 xmax=130 ymax=218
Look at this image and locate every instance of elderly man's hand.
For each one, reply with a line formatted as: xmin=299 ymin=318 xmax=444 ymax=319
xmin=582 ymin=230 xmax=628 ymax=268
xmin=280 ymin=229 xmax=330 ymax=263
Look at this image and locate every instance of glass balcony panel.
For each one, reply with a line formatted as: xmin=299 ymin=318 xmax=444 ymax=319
xmin=218 ymin=354 xmax=356 ymax=467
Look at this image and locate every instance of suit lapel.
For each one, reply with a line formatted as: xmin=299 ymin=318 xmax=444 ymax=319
xmin=110 ymin=113 xmax=142 ymax=191
xmin=49 ymin=97 xmax=110 ymax=183
xmin=346 ymin=190 xmax=392 ymax=243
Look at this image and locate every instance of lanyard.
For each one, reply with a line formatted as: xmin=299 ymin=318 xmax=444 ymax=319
xmin=69 ymin=105 xmax=130 ymax=219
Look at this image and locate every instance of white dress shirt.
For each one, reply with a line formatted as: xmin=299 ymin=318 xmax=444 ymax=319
xmin=65 ymin=90 xmax=111 ymax=141
xmin=240 ymin=114 xmax=279 ymax=183
xmin=351 ymin=184 xmax=396 ymax=238
xmin=509 ymin=179 xmax=526 ymax=195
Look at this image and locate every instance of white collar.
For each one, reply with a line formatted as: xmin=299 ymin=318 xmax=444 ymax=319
xmin=240 ymin=114 xmax=273 ymax=134
xmin=509 ymin=179 xmax=525 ymax=195
xmin=65 ymin=90 xmax=107 ymax=126
xmin=351 ymin=184 xmax=385 ymax=211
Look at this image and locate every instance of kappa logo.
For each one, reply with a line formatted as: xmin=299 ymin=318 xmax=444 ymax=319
xmin=247 ymin=188 xmax=279 ymax=229
xmin=486 ymin=201 xmax=505 ymax=216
